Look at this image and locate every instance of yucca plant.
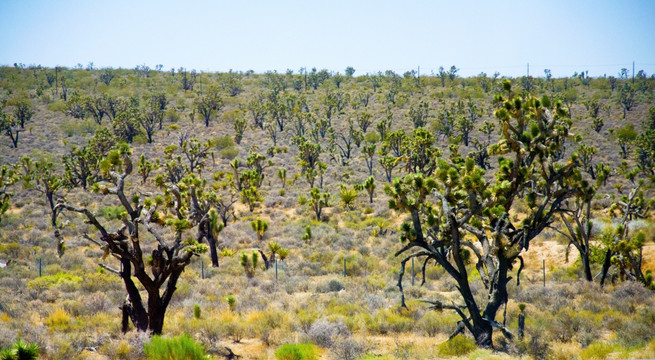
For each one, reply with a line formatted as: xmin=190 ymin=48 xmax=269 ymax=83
xmin=0 ymin=340 xmax=39 ymax=360
xmin=339 ymin=184 xmax=359 ymax=210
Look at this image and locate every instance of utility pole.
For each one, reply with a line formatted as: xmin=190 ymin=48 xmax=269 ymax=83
xmin=527 ymin=63 xmax=529 ymax=77
xmin=632 ymin=61 xmax=635 ymax=84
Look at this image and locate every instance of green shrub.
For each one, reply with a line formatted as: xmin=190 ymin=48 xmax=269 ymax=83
xmin=60 ymin=118 xmax=100 ymax=137
xmin=27 ymin=272 xmax=82 ymax=291
xmin=215 ymin=135 xmax=235 ymax=150
xmin=44 ymin=308 xmax=72 ymax=330
xmin=579 ymin=342 xmax=614 ymax=360
xmin=98 ymin=205 xmax=125 ymax=220
xmin=193 ymin=304 xmax=201 ymax=319
xmin=437 ymin=335 xmax=476 ymax=357
xmin=219 ymin=147 xmax=239 ymax=160
xmin=274 ymin=343 xmax=318 ymax=360
xmin=144 ymin=335 xmax=206 ymax=360
xmin=46 ymin=101 xmax=66 ymax=113
xmin=366 ymin=309 xmax=413 ymax=334
xmin=226 ymin=295 xmax=236 ymax=311
xmin=416 ymin=311 xmax=459 ymax=336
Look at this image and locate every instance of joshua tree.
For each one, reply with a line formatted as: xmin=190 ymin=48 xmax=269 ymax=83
xmin=598 ymin=178 xmax=654 ymax=289
xmin=251 ymin=218 xmax=269 ymax=241
xmin=362 ymin=175 xmax=376 ymax=203
xmin=277 ymin=168 xmax=287 ymax=188
xmin=240 ymin=251 xmax=259 ymax=279
xmin=357 ymin=112 xmax=373 ymax=133
xmin=0 ymin=165 xmax=17 ymax=225
xmin=54 ymin=144 xmax=208 ymax=334
xmin=295 ymin=137 xmax=323 ymax=189
xmin=385 ymin=82 xmax=587 ymax=348
xmin=234 ymin=116 xmax=247 ymax=144
xmin=309 ymin=187 xmax=330 ymax=221
xmin=12 ymin=98 xmax=35 ymax=129
xmin=20 ymin=157 xmax=67 ymax=256
xmin=195 ymin=87 xmax=223 ymax=127
xmin=137 ymin=154 xmax=158 ymax=184
xmin=408 ymin=101 xmax=429 ymax=129
xmin=361 ymin=143 xmax=376 ymax=176
xmin=0 ymin=111 xmax=23 ymax=148
xmin=99 ymin=68 xmax=115 ymax=85
xmin=378 ymin=154 xmax=400 ymax=182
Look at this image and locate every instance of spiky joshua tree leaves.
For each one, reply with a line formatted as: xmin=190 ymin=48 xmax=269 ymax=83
xmin=385 ymin=81 xmax=588 ymax=348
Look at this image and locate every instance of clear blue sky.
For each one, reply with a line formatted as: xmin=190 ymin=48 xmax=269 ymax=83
xmin=1 ymin=0 xmax=654 ymax=77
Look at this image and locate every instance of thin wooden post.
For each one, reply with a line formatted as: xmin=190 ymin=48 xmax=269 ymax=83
xmin=201 ymin=260 xmax=204 ymax=279
xmin=39 ymin=258 xmax=42 ymax=277
xmin=275 ymin=258 xmax=278 ymax=282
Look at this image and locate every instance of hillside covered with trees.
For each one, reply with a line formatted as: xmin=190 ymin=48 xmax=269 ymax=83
xmin=0 ymin=64 xmax=654 ymax=360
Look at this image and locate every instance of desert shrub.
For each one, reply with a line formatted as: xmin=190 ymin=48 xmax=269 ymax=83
xmin=610 ymin=281 xmax=652 ymax=313
xmin=44 ymin=308 xmax=72 ymax=330
xmin=516 ymin=328 xmax=551 ymax=360
xmin=308 ymin=319 xmax=350 ymax=348
xmin=143 ymin=335 xmax=206 ymax=360
xmin=615 ymin=309 xmax=655 ymax=347
xmin=27 ymin=272 xmax=82 ymax=292
xmin=416 ymin=311 xmax=460 ymax=336
xmin=436 ymin=335 xmax=476 ymax=357
xmin=331 ymin=337 xmax=365 ymax=360
xmin=81 ymin=271 xmax=123 ymax=292
xmin=317 ymin=279 xmax=344 ymax=293
xmin=98 ymin=205 xmax=124 ymax=220
xmin=219 ymin=147 xmax=239 ymax=160
xmin=297 ymin=310 xmax=318 ymax=335
xmin=99 ymin=340 xmax=132 ymax=360
xmin=60 ymin=118 xmax=100 ymax=137
xmin=579 ymin=342 xmax=614 ymax=360
xmin=247 ymin=310 xmax=287 ymax=346
xmin=0 ymin=243 xmax=27 ymax=258
xmin=46 ymin=101 xmax=66 ymax=112
xmin=274 ymin=343 xmax=318 ymax=360
xmin=215 ymin=135 xmax=235 ymax=150
xmin=193 ymin=304 xmax=201 ymax=319
xmin=549 ymin=309 xmax=601 ymax=346
xmin=165 ymin=108 xmax=180 ymax=123
xmin=0 ymin=340 xmax=39 ymax=360
xmin=366 ymin=309 xmax=413 ymax=334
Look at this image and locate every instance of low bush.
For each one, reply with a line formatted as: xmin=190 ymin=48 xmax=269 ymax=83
xmin=274 ymin=343 xmax=318 ymax=360
xmin=27 ymin=272 xmax=82 ymax=292
xmin=331 ymin=337 xmax=365 ymax=360
xmin=308 ymin=319 xmax=350 ymax=348
xmin=437 ymin=335 xmax=476 ymax=357
xmin=579 ymin=342 xmax=614 ymax=360
xmin=219 ymin=146 xmax=239 ymax=160
xmin=416 ymin=311 xmax=460 ymax=336
xmin=316 ymin=279 xmax=344 ymax=293
xmin=143 ymin=335 xmax=206 ymax=360
xmin=44 ymin=308 xmax=72 ymax=330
